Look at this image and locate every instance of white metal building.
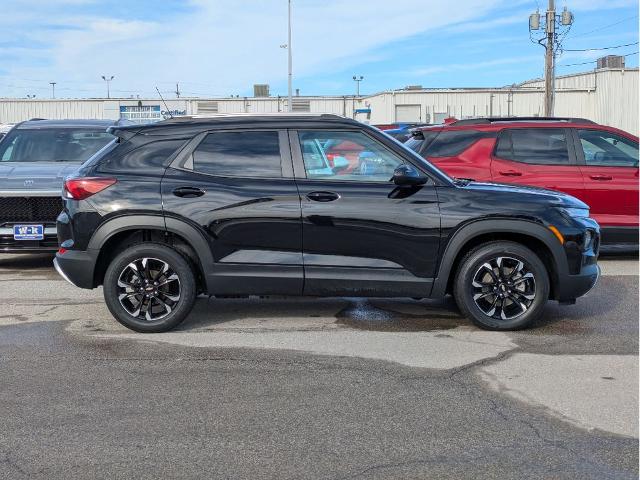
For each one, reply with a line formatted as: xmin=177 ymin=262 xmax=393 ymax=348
xmin=0 ymin=67 xmax=637 ymax=134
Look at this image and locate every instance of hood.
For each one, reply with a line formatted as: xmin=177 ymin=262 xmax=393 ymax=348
xmin=459 ymin=181 xmax=589 ymax=209
xmin=0 ymin=162 xmax=81 ymax=193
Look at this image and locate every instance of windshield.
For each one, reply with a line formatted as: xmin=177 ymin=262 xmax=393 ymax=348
xmin=0 ymin=128 xmax=114 ymax=163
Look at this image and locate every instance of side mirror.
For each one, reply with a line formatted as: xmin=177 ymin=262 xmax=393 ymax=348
xmin=391 ymin=164 xmax=428 ymax=186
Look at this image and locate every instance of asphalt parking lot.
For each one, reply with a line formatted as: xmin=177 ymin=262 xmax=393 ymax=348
xmin=0 ymin=253 xmax=637 ymax=479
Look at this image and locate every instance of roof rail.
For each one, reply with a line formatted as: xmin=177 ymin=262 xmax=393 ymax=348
xmin=451 ymin=116 xmax=596 ymax=126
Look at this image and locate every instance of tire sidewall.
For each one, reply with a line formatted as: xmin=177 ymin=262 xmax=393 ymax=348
xmin=103 ymin=244 xmax=196 ymax=333
xmin=455 ymin=242 xmax=549 ymax=330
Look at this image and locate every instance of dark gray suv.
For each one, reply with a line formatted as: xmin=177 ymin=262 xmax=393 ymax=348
xmin=0 ymin=119 xmax=117 ymax=252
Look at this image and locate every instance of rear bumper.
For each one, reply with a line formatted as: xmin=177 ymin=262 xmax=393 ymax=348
xmin=54 ymin=249 xmax=98 ymax=289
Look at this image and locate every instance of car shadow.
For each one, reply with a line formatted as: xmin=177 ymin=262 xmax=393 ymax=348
xmin=177 ymin=295 xmax=467 ymax=333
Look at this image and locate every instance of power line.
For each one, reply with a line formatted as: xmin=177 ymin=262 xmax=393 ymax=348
xmin=563 ymin=41 xmax=639 ymax=52
xmin=558 ymin=51 xmax=638 ymax=67
xmin=566 ymin=15 xmax=638 ymax=39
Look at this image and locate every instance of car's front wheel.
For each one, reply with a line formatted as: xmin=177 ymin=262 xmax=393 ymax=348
xmin=103 ymin=243 xmax=197 ymax=333
xmin=453 ymin=241 xmax=550 ymax=330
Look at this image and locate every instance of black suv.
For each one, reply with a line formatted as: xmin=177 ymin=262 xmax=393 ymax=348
xmin=54 ymin=114 xmax=600 ymax=332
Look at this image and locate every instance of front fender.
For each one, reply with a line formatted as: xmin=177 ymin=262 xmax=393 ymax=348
xmin=430 ymin=218 xmax=568 ymax=298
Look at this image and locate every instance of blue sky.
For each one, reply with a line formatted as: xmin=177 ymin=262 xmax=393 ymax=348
xmin=0 ymin=0 xmax=637 ymax=98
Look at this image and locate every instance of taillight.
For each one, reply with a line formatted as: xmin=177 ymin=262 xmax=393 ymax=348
xmin=64 ymin=177 xmax=117 ymax=200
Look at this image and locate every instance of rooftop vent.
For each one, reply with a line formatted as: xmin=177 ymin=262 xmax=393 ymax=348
xmin=597 ymin=55 xmax=625 ymax=69
xmin=254 ymin=84 xmax=270 ymax=97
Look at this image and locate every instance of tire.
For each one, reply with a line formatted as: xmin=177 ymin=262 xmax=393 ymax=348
xmin=453 ymin=241 xmax=550 ymax=330
xmin=103 ymin=243 xmax=197 ymax=333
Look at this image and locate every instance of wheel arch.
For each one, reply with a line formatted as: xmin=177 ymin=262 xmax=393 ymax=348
xmin=88 ymin=215 xmax=214 ymax=290
xmin=431 ymin=219 xmax=568 ymax=300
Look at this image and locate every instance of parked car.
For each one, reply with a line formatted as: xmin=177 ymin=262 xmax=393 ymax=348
xmin=383 ymin=126 xmax=420 ymax=143
xmin=0 ymin=119 xmax=118 ymax=252
xmin=55 ymin=114 xmax=599 ymax=333
xmin=375 ymin=123 xmax=430 ymax=142
xmin=406 ymin=117 xmax=639 ymax=251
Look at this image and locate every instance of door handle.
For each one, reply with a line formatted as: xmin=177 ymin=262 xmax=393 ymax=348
xmin=172 ymin=186 xmax=205 ymax=198
xmin=498 ymin=170 xmax=522 ymax=177
xmin=589 ymin=174 xmax=613 ymax=181
xmin=306 ymin=191 xmax=340 ymax=202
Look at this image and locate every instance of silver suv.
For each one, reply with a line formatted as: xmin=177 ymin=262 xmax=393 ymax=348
xmin=0 ymin=119 xmax=117 ymax=252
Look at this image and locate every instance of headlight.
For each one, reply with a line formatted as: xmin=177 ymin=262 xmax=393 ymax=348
xmin=560 ymin=207 xmax=590 ymax=219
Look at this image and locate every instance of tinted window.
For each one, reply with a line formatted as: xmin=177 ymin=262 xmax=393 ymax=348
xmin=404 ymin=137 xmax=424 ymax=152
xmin=405 ymin=131 xmax=440 ymax=155
xmin=495 ymin=128 xmax=570 ymax=165
xmin=0 ymin=128 xmax=114 ymax=162
xmin=193 ymin=131 xmax=282 ymax=177
xmin=424 ymin=130 xmax=485 ymax=157
xmin=99 ymin=139 xmax=186 ymax=173
xmin=299 ymin=130 xmax=404 ymax=182
xmin=578 ymin=129 xmax=638 ymax=167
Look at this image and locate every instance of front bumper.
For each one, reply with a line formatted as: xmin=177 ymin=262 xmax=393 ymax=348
xmin=555 ymin=262 xmax=600 ymax=302
xmin=54 ymin=249 xmax=99 ymax=289
xmin=0 ymin=226 xmax=59 ymax=252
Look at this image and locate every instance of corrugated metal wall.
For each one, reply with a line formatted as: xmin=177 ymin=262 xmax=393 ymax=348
xmin=0 ymin=69 xmax=636 ymax=134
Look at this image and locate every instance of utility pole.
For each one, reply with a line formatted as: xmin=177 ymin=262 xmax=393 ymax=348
xmin=175 ymin=83 xmax=181 ymax=98
xmin=49 ymin=82 xmax=56 ymax=99
xmin=544 ymin=0 xmax=555 ymax=116
xmin=529 ymin=1 xmax=573 ymax=117
xmin=353 ymin=75 xmax=364 ymax=97
xmin=101 ymin=75 xmax=114 ymax=99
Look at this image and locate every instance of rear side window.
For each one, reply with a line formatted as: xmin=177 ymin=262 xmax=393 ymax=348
xmin=424 ymin=130 xmax=485 ymax=157
xmin=495 ymin=128 xmax=570 ymax=165
xmin=0 ymin=128 xmax=114 ymax=162
xmin=98 ymin=139 xmax=186 ymax=173
xmin=193 ymin=131 xmax=282 ymax=177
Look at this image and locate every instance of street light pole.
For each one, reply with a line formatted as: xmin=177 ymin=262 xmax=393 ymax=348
xmin=49 ymin=82 xmax=56 ymax=99
xmin=101 ymin=75 xmax=114 ymax=99
xmin=287 ymin=0 xmax=293 ymax=112
xmin=352 ymin=75 xmax=364 ymax=97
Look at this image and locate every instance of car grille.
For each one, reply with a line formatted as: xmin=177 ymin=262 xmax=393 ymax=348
xmin=0 ymin=197 xmax=63 ymax=223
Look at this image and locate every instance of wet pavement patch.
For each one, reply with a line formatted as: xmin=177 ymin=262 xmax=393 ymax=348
xmin=336 ymin=298 xmax=462 ymax=332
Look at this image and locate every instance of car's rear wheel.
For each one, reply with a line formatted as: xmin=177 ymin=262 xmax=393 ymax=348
xmin=103 ymin=243 xmax=196 ymax=333
xmin=453 ymin=241 xmax=549 ymax=330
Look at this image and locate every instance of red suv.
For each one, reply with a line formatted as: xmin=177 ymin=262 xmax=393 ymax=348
xmin=406 ymin=117 xmax=639 ymax=251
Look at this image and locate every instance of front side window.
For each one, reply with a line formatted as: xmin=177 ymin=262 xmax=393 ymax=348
xmin=578 ymin=129 xmax=639 ymax=167
xmin=0 ymin=128 xmax=114 ymax=162
xmin=299 ymin=130 xmax=404 ymax=182
xmin=495 ymin=128 xmax=570 ymax=165
xmin=192 ymin=131 xmax=282 ymax=177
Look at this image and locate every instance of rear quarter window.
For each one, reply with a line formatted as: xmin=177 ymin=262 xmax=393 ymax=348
xmin=97 ymin=139 xmax=187 ymax=173
xmin=424 ymin=130 xmax=488 ymax=157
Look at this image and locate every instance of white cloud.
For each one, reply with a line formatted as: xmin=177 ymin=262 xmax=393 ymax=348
xmin=1 ymin=0 xmax=520 ymax=97
xmin=5 ymin=0 xmax=635 ymax=98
